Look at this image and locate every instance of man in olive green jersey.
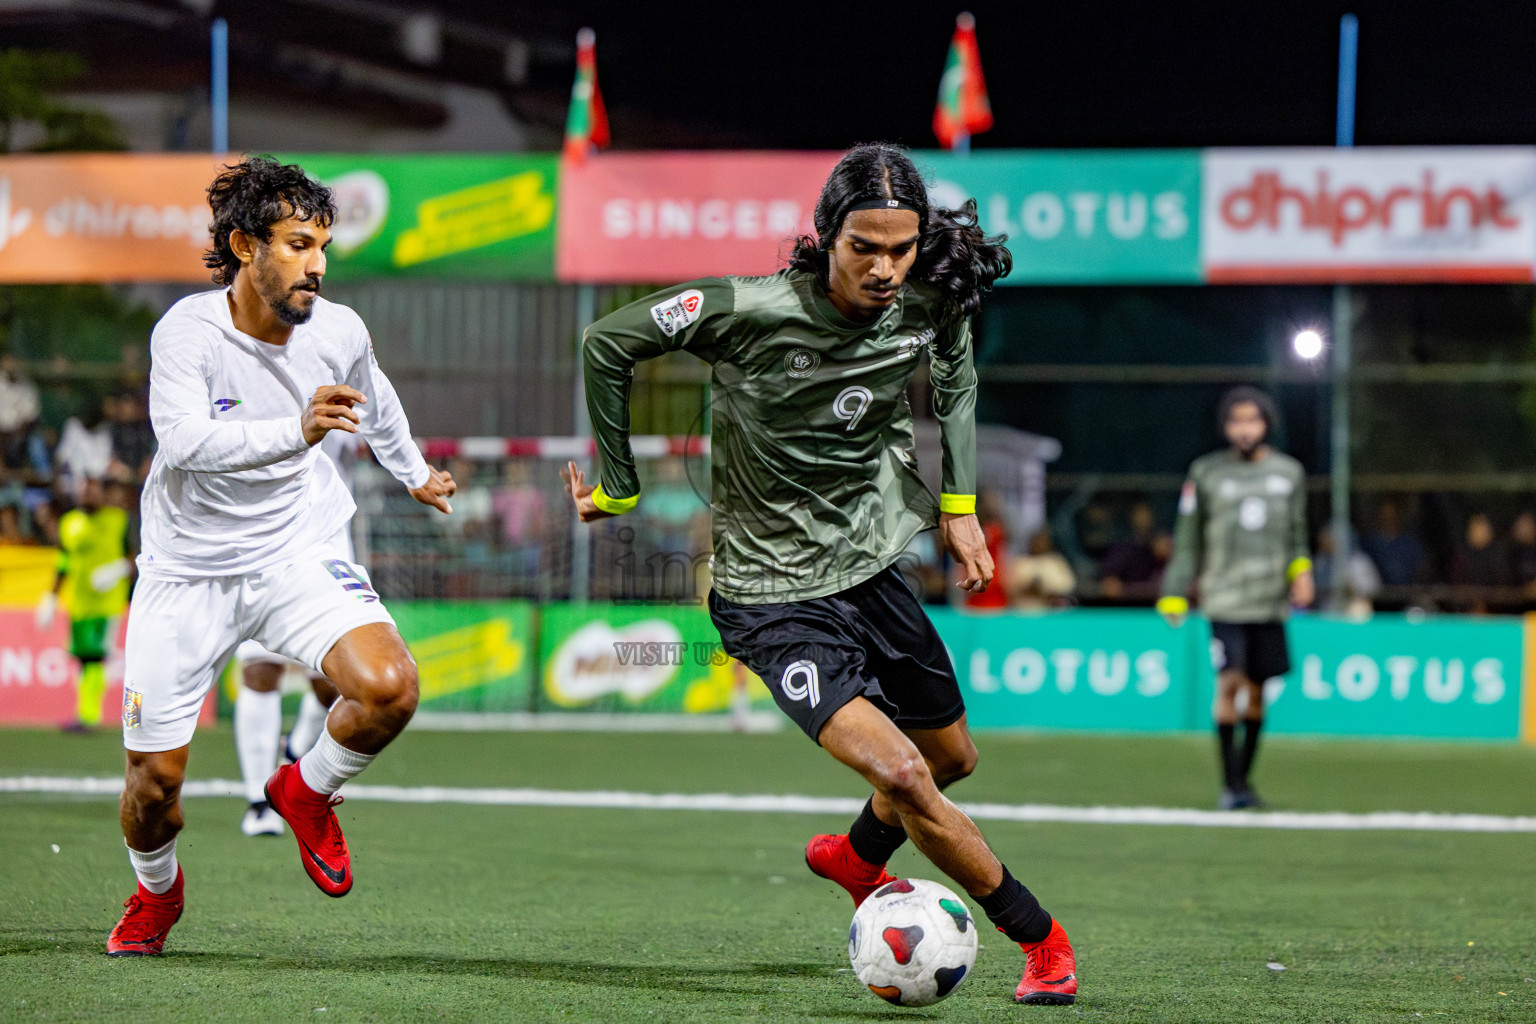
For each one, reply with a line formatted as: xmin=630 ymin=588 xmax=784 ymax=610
xmin=1158 ymin=387 xmax=1314 ymax=810
xmin=564 ymin=144 xmax=1077 ymax=1006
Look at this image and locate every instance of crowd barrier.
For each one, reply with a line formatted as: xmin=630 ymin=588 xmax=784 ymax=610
xmin=4 ymin=579 xmax=1531 ymax=742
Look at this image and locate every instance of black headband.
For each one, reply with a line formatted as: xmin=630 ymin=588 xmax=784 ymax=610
xmin=845 ymin=197 xmax=924 ymax=216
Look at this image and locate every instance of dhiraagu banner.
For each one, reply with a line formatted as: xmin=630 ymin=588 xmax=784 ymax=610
xmin=920 ymin=150 xmax=1203 ymax=283
xmin=389 ymin=601 xmax=535 ymax=712
xmin=537 ymin=603 xmax=771 ymax=714
xmin=280 ymin=154 xmax=557 ymax=280
xmin=931 ymin=609 xmax=1198 ymax=731
xmin=1197 ymin=615 xmax=1525 ymax=740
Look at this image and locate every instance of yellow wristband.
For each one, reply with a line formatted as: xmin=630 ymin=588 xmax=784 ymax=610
xmin=1287 ymin=557 xmax=1313 ymax=582
xmin=939 ymin=493 xmax=977 ymax=515
xmin=591 ymin=483 xmax=639 ymax=515
xmin=1156 ymin=596 xmax=1189 ymax=616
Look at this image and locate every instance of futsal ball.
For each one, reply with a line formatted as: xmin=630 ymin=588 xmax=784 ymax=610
xmin=848 ymin=878 xmax=979 ymax=1007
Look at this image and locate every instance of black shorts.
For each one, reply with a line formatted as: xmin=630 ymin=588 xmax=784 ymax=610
xmin=1210 ymin=620 xmax=1291 ymax=683
xmin=708 ymin=564 xmax=965 ymax=743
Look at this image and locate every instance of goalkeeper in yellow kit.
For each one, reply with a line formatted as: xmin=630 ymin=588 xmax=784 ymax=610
xmin=39 ymin=475 xmax=133 ymax=731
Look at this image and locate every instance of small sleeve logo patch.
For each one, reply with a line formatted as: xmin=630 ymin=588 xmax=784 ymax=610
xmin=650 ymin=289 xmax=705 ymax=338
xmin=1178 ymin=481 xmax=1197 ymax=515
xmin=122 ymin=687 xmax=142 ymax=729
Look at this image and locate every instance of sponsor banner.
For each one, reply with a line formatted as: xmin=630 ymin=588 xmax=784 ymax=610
xmin=1199 ymin=615 xmax=1524 ymax=740
xmin=933 ymin=609 xmax=1198 ymax=731
xmin=537 ymin=602 xmax=768 ymax=714
xmin=1201 ymin=148 xmax=1536 ymax=282
xmin=0 ymin=153 xmax=221 ymax=283
xmin=924 ymin=151 xmax=1203 ymax=283
xmin=283 ymin=154 xmax=558 ymax=280
xmin=0 ymin=610 xmax=214 ymax=728
xmin=556 ymin=152 xmax=840 ymax=283
xmin=389 ymin=601 xmax=535 ymax=712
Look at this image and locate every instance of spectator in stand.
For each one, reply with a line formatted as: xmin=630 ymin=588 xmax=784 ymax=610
xmin=1008 ymin=528 xmax=1076 ymax=611
xmin=1313 ymin=524 xmax=1380 ymax=619
xmin=0 ymin=504 xmax=26 ymax=545
xmin=1508 ymin=511 xmax=1536 ymax=601
xmin=492 ymin=460 xmax=548 ymax=580
xmin=1099 ymin=501 xmax=1168 ymax=601
xmin=105 ymin=385 xmax=156 ymax=484
xmin=0 ymin=353 xmax=49 ymax=526
xmin=0 ymin=353 xmax=41 ymax=439
xmin=1360 ymin=499 xmax=1425 ymax=587
xmin=54 ymin=400 xmax=112 ymax=502
xmin=1450 ymin=512 xmax=1510 ymax=614
xmin=962 ymin=489 xmax=1009 ymax=611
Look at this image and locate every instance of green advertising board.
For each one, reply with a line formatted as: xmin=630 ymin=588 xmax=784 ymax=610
xmin=933 ymin=609 xmax=1525 ymax=740
xmin=931 ymin=608 xmax=1199 ymax=732
xmin=537 ymin=603 xmax=772 ymax=714
xmin=1198 ymin=615 xmax=1525 ymax=740
xmin=280 ymin=154 xmax=558 ymax=280
xmin=390 ymin=600 xmax=535 ymax=712
xmin=920 ymin=150 xmax=1202 ymax=283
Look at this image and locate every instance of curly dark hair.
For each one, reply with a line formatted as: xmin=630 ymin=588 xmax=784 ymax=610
xmin=789 ymin=143 xmax=1011 ymax=320
xmin=203 ymin=157 xmax=336 ymax=286
xmin=1218 ymin=386 xmax=1279 ymax=437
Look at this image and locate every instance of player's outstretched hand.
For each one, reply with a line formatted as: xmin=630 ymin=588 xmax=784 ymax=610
xmin=409 ymin=465 xmax=456 ymax=514
xmin=940 ymin=511 xmax=994 ymax=593
xmin=560 ymin=461 xmax=614 ymax=523
xmin=302 ymin=385 xmax=366 ymax=445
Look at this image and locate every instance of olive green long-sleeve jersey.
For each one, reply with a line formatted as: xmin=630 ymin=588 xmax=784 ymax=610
xmin=582 ymin=269 xmax=977 ymax=605
xmin=1160 ymin=448 xmax=1311 ymax=623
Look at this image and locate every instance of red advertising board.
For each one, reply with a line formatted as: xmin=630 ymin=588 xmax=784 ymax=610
xmin=1201 ymin=148 xmax=1536 ymax=282
xmin=0 ymin=610 xmax=215 ymax=729
xmin=557 ymin=151 xmax=841 ymax=283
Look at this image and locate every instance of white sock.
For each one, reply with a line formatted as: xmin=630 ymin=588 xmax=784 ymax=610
xmin=288 ymin=690 xmax=330 ymax=760
xmin=235 ymin=687 xmax=282 ymax=804
xmin=126 ymin=837 xmax=178 ymax=895
xmin=298 ymin=727 xmax=375 ymax=795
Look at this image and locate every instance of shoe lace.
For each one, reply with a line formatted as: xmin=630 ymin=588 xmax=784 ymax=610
xmin=114 ymin=893 xmax=162 ymax=941
xmin=1027 ymin=944 xmax=1057 ymax=979
xmin=320 ymin=794 xmax=346 ymax=855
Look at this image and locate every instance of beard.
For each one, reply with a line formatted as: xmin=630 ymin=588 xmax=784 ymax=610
xmin=254 ymin=252 xmax=318 ymax=325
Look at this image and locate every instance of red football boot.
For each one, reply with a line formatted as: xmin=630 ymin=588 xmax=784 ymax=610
xmin=804 ymin=834 xmax=896 ymax=908
xmin=1015 ymin=919 xmax=1078 ymax=1005
xmin=264 ymin=762 xmax=352 ymax=897
xmin=106 ymin=868 xmax=185 ymax=957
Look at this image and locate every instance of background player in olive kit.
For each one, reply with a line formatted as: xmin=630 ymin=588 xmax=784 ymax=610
xmin=1158 ymin=387 xmax=1314 ymax=810
xmin=564 ymin=144 xmax=1077 ymax=1006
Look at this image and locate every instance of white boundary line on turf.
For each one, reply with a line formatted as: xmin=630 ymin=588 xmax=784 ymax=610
xmin=5 ymin=776 xmax=1536 ymax=834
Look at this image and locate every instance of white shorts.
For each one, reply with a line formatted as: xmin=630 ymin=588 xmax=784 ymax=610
xmin=123 ymin=531 xmax=392 ymax=752
xmin=236 ymin=528 xmax=357 ymax=670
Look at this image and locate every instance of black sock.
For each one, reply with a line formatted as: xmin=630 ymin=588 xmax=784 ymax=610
xmin=847 ymin=798 xmax=907 ymax=866
xmin=978 ymin=865 xmax=1053 ymax=945
xmin=1217 ymin=723 xmax=1237 ymax=789
xmin=1238 ymin=719 xmax=1263 ymax=788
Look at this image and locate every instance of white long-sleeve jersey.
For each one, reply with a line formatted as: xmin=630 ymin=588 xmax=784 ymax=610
xmin=138 ymin=289 xmax=430 ymax=581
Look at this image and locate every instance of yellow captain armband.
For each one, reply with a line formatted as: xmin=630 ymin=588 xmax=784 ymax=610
xmin=939 ymin=493 xmax=977 ymax=515
xmin=1287 ymin=557 xmax=1314 ymax=582
xmin=591 ymin=484 xmax=639 ymax=515
xmin=1155 ymin=596 xmax=1189 ymax=617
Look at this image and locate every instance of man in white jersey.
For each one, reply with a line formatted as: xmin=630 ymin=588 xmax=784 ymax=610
xmin=107 ymin=158 xmax=456 ymax=957
xmin=234 ymin=428 xmax=351 ymax=838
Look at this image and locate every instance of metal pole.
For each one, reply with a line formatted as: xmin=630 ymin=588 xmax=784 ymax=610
xmin=1329 ymin=13 xmax=1358 ymax=612
xmin=569 ymin=283 xmax=596 ymax=602
xmin=211 ymin=18 xmax=229 ymax=152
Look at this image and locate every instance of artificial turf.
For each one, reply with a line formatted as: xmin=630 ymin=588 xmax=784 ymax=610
xmin=3 ymin=726 xmax=1535 ymax=1022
